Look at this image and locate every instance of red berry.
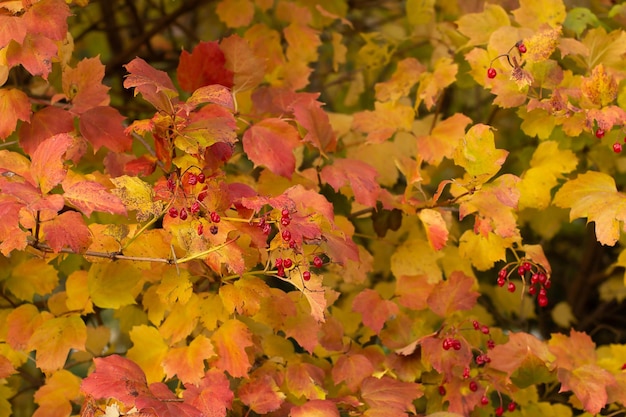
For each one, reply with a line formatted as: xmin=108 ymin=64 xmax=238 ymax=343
xmin=190 ymin=201 xmax=200 ymax=214
xmin=302 ymin=271 xmax=311 ymax=281
xmin=481 ymin=325 xmax=490 ymax=335
xmin=522 ymin=262 xmax=532 ymax=272
xmin=538 ymin=294 xmax=549 ymax=307
xmin=197 ymin=224 xmax=203 ymax=235
xmin=475 ymin=355 xmax=485 ymax=365
xmin=472 ymin=320 xmax=480 ymax=330
xmin=469 ymin=381 xmax=478 ymax=392
xmin=537 ymin=272 xmax=547 ymax=284
xmin=498 ymin=268 xmax=508 ymax=279
xmin=463 ymin=367 xmax=470 ymax=379
xmin=487 ymin=339 xmax=496 ymax=349
xmin=167 ymin=177 xmax=176 ymax=191
xmin=188 ymin=173 xmax=198 ymax=185
xmin=507 ymin=281 xmax=516 ymax=293
xmin=517 ymin=265 xmax=526 ymax=277
xmin=452 ymin=339 xmax=462 ymax=351
xmin=168 ymin=207 xmax=178 ymax=218
xmin=528 ymin=285 xmax=537 ymax=295
xmin=621 ymin=363 xmax=626 ymax=370
xmin=438 ymin=385 xmax=446 ymax=396
xmin=179 ymin=207 xmax=188 ymax=220
xmin=495 ymin=406 xmax=504 ymax=417
xmin=209 ymin=225 xmax=218 ymax=234
xmin=210 ymin=212 xmax=221 ymax=223
xmin=275 ymin=258 xmax=283 ymax=267
xmin=481 ymin=395 xmax=489 ymax=406
xmin=544 ymin=280 xmax=552 ymax=289
xmin=262 ymin=223 xmax=271 ymax=235
xmin=197 ymin=172 xmax=206 ymax=183
xmin=289 ymin=239 xmax=296 ymax=248
xmin=518 ymin=43 xmax=527 ymax=54
xmin=283 ymin=258 xmax=293 ymax=268
xmin=614 ymin=142 xmax=622 ymax=153
xmin=277 ymin=265 xmax=285 ymax=277
xmin=442 ymin=338 xmax=452 ymax=350
xmin=281 ymin=209 xmax=290 ymax=218
xmin=508 ymin=402 xmax=516 ymax=412
xmin=596 ymin=128 xmax=605 ymax=139
xmin=313 ymin=256 xmax=323 ymax=268
xmin=282 ymin=230 xmax=291 ymax=241
xmin=487 ymin=67 xmax=497 ymax=79
xmin=197 ymin=186 xmax=208 ymax=201
xmin=497 ymin=276 xmax=506 ymax=287
xmin=280 ymin=217 xmax=290 ymax=226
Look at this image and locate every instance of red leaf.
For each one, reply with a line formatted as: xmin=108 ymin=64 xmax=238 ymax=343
xmin=136 ymin=384 xmax=203 ymax=417
xmin=62 ymin=179 xmax=126 ymax=217
xmin=0 ymin=198 xmax=28 ymax=255
xmin=41 ymin=211 xmax=92 ymax=253
xmin=238 ymin=374 xmax=285 ymax=414
xmin=79 ymin=106 xmax=132 ymax=152
xmin=6 ymin=33 xmax=57 ymax=79
xmin=320 ymin=159 xmax=381 ymax=207
xmin=242 ymin=118 xmax=300 ymax=178
xmin=19 ymin=106 xmax=74 ymax=155
xmin=177 ymin=41 xmax=234 ymax=92
xmin=292 ymin=98 xmax=337 ymax=153
xmin=30 ymin=133 xmax=74 ymax=194
xmin=124 ymin=57 xmax=178 ymax=111
xmin=81 ymin=355 xmax=150 ymax=405
xmin=183 ymin=369 xmax=234 ymax=417
xmin=290 ymin=400 xmax=340 ymax=417
xmin=0 ymin=88 xmax=32 ymax=140
xmin=360 ymin=376 xmax=423 ymax=413
xmin=62 ymin=57 xmax=110 ymax=114
xmin=352 ymin=289 xmax=399 ymax=334
xmin=23 ymin=0 xmax=70 ymax=41
xmin=427 ymin=271 xmax=480 ymax=317
xmin=0 ymin=16 xmax=26 ymax=49
xmin=220 ymin=35 xmax=265 ymax=93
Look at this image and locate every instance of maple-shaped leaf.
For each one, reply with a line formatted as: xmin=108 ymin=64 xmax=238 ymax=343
xmin=418 ymin=208 xmax=449 ymax=250
xmin=558 ymin=364 xmax=614 ymax=415
xmin=23 ymin=0 xmax=70 ymax=41
xmin=284 ymin=22 xmax=321 ymax=64
xmin=283 ymin=300 xmax=322 ymax=353
xmin=185 ymin=84 xmax=234 ymax=111
xmin=0 ymin=198 xmax=27 ymax=255
xmin=427 ymin=271 xmax=479 ymax=317
xmin=124 ymin=57 xmax=178 ymax=112
xmin=285 ymin=361 xmax=326 ymax=400
xmin=238 ymin=373 xmax=285 ymax=414
xmin=177 ymin=41 xmax=234 ymax=92
xmin=28 ymin=315 xmax=86 ymax=373
xmin=6 ymin=257 xmax=58 ymax=302
xmin=79 ymin=106 xmax=131 ymax=152
xmin=6 ymin=33 xmax=58 ymax=79
xmin=216 ymin=0 xmax=255 ymax=28
xmin=0 ymin=355 xmax=15 ymax=379
xmin=242 ymin=118 xmax=300 ymax=178
xmin=553 ymin=171 xmax=626 ymax=246
xmin=81 ymin=355 xmax=150 ymax=404
xmin=157 ymin=295 xmax=202 ymax=344
xmin=512 ymin=0 xmax=566 ymax=30
xmin=548 ymin=329 xmax=597 ymax=370
xmin=62 ymin=175 xmax=126 ymax=217
xmin=375 ymin=57 xmax=425 ymax=102
xmin=459 ymin=230 xmax=510 ymax=270
xmin=291 ymin=97 xmax=337 ymax=153
xmin=361 ymin=376 xmax=423 ymax=414
xmin=290 ymin=400 xmax=340 ymax=417
xmin=111 ymin=175 xmax=164 ymax=222
xmin=220 ymin=34 xmax=265 ymax=93
xmin=332 ymin=353 xmax=375 ymax=392
xmin=30 ymin=133 xmax=74 ymax=194
xmin=0 ymin=87 xmax=31 ymax=139
xmin=33 ymin=370 xmax=80 ymax=417
xmin=453 ymin=124 xmax=508 ymax=179
xmin=62 ymin=57 xmax=110 ymax=114
xmin=416 ymin=57 xmax=458 ymax=110
xmin=352 ymin=289 xmax=399 ymax=334
xmin=416 ymin=113 xmax=472 ymax=165
xmin=41 ymin=211 xmax=92 ymax=253
xmin=0 ymin=16 xmax=26 ymax=49
xmin=136 ymin=384 xmax=203 ymax=417
xmin=456 ymin=4 xmax=510 ymax=47
xmin=183 ymin=369 xmax=234 ymax=417
xmin=18 ymin=106 xmax=74 ymax=156
xmin=127 ymin=325 xmax=168 ymax=384
xmin=88 ymin=262 xmax=142 ymax=309
xmin=394 ymin=275 xmax=435 ymax=310
xmin=320 ymin=159 xmax=381 ymax=207
xmin=210 ymin=319 xmax=253 ymax=378
xmin=7 ymin=304 xmax=46 ymax=350
xmin=352 ymin=101 xmax=415 ymax=144
xmin=581 ymin=63 xmax=617 ymax=107
xmin=219 ymin=276 xmax=271 ymax=317
xmin=489 ymin=332 xmax=555 ymax=377
xmin=391 ymin=236 xmax=444 ymax=282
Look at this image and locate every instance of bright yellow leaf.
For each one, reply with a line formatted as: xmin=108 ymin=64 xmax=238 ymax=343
xmin=158 ymin=293 xmax=201 ymax=344
xmin=456 ymin=4 xmax=510 ymax=47
xmin=390 ymin=236 xmax=443 ymax=283
xmin=110 ymin=175 xmax=164 ymax=222
xmin=0 ymin=384 xmax=14 ymax=417
xmin=553 ymin=171 xmax=626 ymax=246
xmin=406 ymin=0 xmax=434 ymax=26
xmin=453 ymin=124 xmax=508 ymax=179
xmin=127 ymin=325 xmax=168 ymax=383
xmin=581 ymin=64 xmax=618 ymax=107
xmin=512 ymin=0 xmax=566 ymax=30
xmin=87 ymin=262 xmax=142 ymax=309
xmin=33 ymin=370 xmax=81 ymax=417
xmin=65 ymin=270 xmax=93 ymax=314
xmin=156 ymin=268 xmax=192 ymax=305
xmin=6 ymin=258 xmax=58 ymax=301
xmin=459 ymin=230 xmax=512 ymax=271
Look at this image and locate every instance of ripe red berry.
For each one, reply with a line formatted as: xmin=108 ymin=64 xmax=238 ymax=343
xmin=262 ymin=223 xmax=271 ymax=235
xmin=197 ymin=172 xmax=206 ymax=183
xmin=280 ymin=217 xmax=290 ymax=226
xmin=168 ymin=207 xmax=178 ymax=218
xmin=522 ymin=262 xmax=532 ymax=272
xmin=277 ymin=266 xmax=285 ymax=277
xmin=544 ymin=280 xmax=552 ymax=289
xmin=438 ymin=385 xmax=446 ymax=396
xmin=498 ymin=268 xmax=508 ymax=279
xmin=281 ymin=209 xmax=290 ymax=218
xmin=179 ymin=207 xmax=188 ymax=220
xmin=487 ymin=339 xmax=496 ymax=349
xmin=442 ymin=338 xmax=452 ymax=350
xmin=190 ymin=201 xmax=200 ymax=214
xmin=210 ymin=212 xmax=221 ymax=223
xmin=497 ymin=276 xmax=506 ymax=287
xmin=282 ymin=230 xmax=291 ymax=241
xmin=452 ymin=339 xmax=462 ymax=351
xmin=487 ymin=67 xmax=497 ymax=79
xmin=614 ymin=142 xmax=622 ymax=153
xmin=538 ymin=294 xmax=549 ymax=307
xmin=302 ymin=271 xmax=311 ymax=281
xmin=596 ymin=128 xmax=605 ymax=139
xmin=313 ymin=255 xmax=323 ymax=268
xmin=210 ymin=225 xmax=218 ymax=235
xmin=463 ymin=367 xmax=470 ymax=379
xmin=275 ymin=258 xmax=283 ymax=267
xmin=197 ymin=224 xmax=203 ymax=235
xmin=481 ymin=395 xmax=489 ymax=406
xmin=508 ymin=402 xmax=516 ymax=412
xmin=472 ymin=320 xmax=480 ymax=330
xmin=507 ymin=281 xmax=516 ymax=293
xmin=517 ymin=265 xmax=526 ymax=277
xmin=167 ymin=177 xmax=176 ymax=191
xmin=537 ymin=272 xmax=547 ymax=284
xmin=528 ymin=285 xmax=537 ymax=296
xmin=481 ymin=325 xmax=490 ymax=335
xmin=517 ymin=43 xmax=527 ymax=54
xmin=283 ymin=258 xmax=293 ymax=268
xmin=469 ymin=381 xmax=478 ymax=392
xmin=188 ymin=173 xmax=198 ymax=185
xmin=495 ymin=406 xmax=504 ymax=417
xmin=197 ymin=186 xmax=208 ymax=201
xmin=289 ymin=240 xmax=296 ymax=248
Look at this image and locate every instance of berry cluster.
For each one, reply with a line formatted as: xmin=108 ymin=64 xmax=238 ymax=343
xmin=442 ymin=337 xmax=462 ymax=351
xmin=497 ymin=260 xmax=551 ymax=307
xmin=487 ymin=40 xmax=527 ymax=79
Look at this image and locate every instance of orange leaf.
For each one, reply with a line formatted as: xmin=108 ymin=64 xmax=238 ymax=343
xmin=489 ymin=332 xmax=555 ymax=377
xmin=290 ymin=400 xmax=340 ymax=417
xmin=375 ymin=58 xmax=425 ymax=102
xmin=360 ymin=376 xmax=423 ymax=413
xmin=291 ymin=97 xmax=337 ymax=153
xmin=30 ymin=133 xmax=74 ymax=194
xmin=7 ymin=303 xmax=45 ymax=350
xmin=418 ymin=208 xmax=449 ymax=250
xmin=163 ymin=335 xmax=215 ymax=385
xmin=216 ymin=0 xmax=254 ymax=28
xmin=320 ymin=159 xmax=381 ymax=207
xmin=285 ymin=361 xmax=326 ymax=400
xmin=421 ymin=334 xmax=473 ymax=377
xmin=0 ymin=16 xmax=26 ymax=49
xmin=416 ymin=113 xmax=471 ymax=165
xmin=23 ymin=0 xmax=70 ymax=42
xmin=62 ymin=57 xmax=110 ymax=114
xmin=33 ymin=370 xmax=81 ymax=417
xmin=352 ymin=101 xmax=414 ymax=144
xmin=558 ymin=364 xmax=613 ymax=415
xmin=427 ymin=271 xmax=479 ymax=317
xmin=242 ymin=118 xmax=300 ymax=178
xmin=41 ymin=211 xmax=92 ymax=253
xmin=0 ymin=87 xmax=31 ymax=139
xmin=6 ymin=33 xmax=57 ymax=79
xmin=210 ymin=319 xmax=253 ymax=378
xmin=183 ymin=369 xmax=234 ymax=417
xmin=394 ymin=275 xmax=435 ymax=310
xmin=238 ymin=374 xmax=285 ymax=414
xmin=331 ymin=353 xmax=375 ymax=391
xmin=219 ymin=276 xmax=271 ymax=317
xmin=220 ymin=34 xmax=265 ymax=93
xmin=352 ymin=289 xmax=399 ymax=334
xmin=28 ymin=314 xmax=86 ymax=373
xmin=548 ymin=329 xmax=596 ymax=370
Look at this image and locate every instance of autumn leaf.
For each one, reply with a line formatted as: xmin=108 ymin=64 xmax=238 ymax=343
xmin=87 ymin=262 xmax=142 ymax=309
xmin=216 ymin=0 xmax=255 ymax=28
xmin=23 ymin=0 xmax=71 ymax=42
xmin=416 ymin=113 xmax=472 ymax=165
xmin=558 ymin=364 xmax=614 ymax=415
xmin=290 ymin=400 xmax=340 ymax=417
xmin=0 ymin=16 xmax=26 ymax=49
xmin=127 ymin=325 xmax=168 ymax=383
xmin=186 ymin=84 xmax=234 ymax=111
xmin=291 ymin=97 xmax=337 ymax=153
xmin=30 ymin=133 xmax=74 ymax=194
xmin=41 ymin=211 xmax=92 ymax=253
xmin=177 ymin=41 xmax=234 ymax=92
xmin=394 ymin=275 xmax=435 ymax=310
xmin=459 ymin=230 xmax=511 ymax=270
xmin=352 ymin=101 xmax=415 ymax=144
xmin=581 ymin=64 xmax=617 ymax=107
xmin=79 ymin=106 xmax=131 ymax=152
xmin=33 ymin=370 xmax=81 ymax=417
xmin=111 ymin=175 xmax=164 ymax=222
xmin=331 ymin=353 xmax=375 ymax=391
xmin=320 ymin=159 xmax=382 ymax=207
xmin=548 ymin=329 xmax=597 ymax=370
xmin=18 ymin=106 xmax=74 ymax=156
xmin=183 ymin=369 xmax=234 ymax=417
xmin=62 ymin=175 xmax=126 ymax=217
xmin=456 ymin=4 xmax=510 ymax=47
xmin=427 ymin=271 xmax=479 ymax=317
xmin=6 ymin=34 xmax=58 ymax=79
xmin=416 ymin=57 xmax=458 ymax=110
xmin=375 ymin=58 xmax=425 ymax=102
xmin=360 ymin=376 xmax=423 ymax=414
xmin=136 ymin=386 xmax=203 ymax=417
xmin=62 ymin=57 xmax=110 ymax=114
xmin=242 ymin=118 xmax=300 ymax=178
xmin=352 ymin=289 xmax=399 ymax=334
xmin=220 ymin=34 xmax=265 ymax=93
xmin=453 ymin=124 xmax=508 ymax=179
xmin=7 ymin=304 xmax=45 ymax=350
xmin=210 ymin=319 xmax=253 ymax=378
xmin=6 ymin=257 xmax=58 ymax=301
xmin=0 ymin=88 xmax=31 ymax=140
xmin=553 ymin=171 xmax=626 ymax=246
xmin=124 ymin=57 xmax=178 ymax=112
xmin=219 ymin=276 xmax=271 ymax=317
xmin=238 ymin=374 xmax=286 ymax=414
xmin=512 ymin=0 xmax=566 ymax=30
xmin=28 ymin=315 xmax=86 ymax=373
xmin=418 ymin=208 xmax=449 ymax=250
xmin=489 ymin=332 xmax=555 ymax=377
xmin=285 ymin=361 xmax=326 ymax=400
xmin=81 ymin=355 xmax=150 ymax=404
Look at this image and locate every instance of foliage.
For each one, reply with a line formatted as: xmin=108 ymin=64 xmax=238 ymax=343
xmin=1 ymin=0 xmax=626 ymax=416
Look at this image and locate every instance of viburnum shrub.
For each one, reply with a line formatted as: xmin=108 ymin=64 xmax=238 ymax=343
xmin=1 ymin=1 xmax=626 ymax=417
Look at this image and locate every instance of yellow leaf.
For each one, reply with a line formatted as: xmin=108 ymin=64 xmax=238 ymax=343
xmin=417 ymin=57 xmax=457 ymax=110
xmin=553 ymin=171 xmax=626 ymax=246
xmin=33 ymin=370 xmax=81 ymax=417
xmin=418 ymin=209 xmax=448 ymax=251
xmin=127 ymin=325 xmax=168 ymax=383
xmin=453 ymin=124 xmax=508 ymax=179
xmin=375 ymin=58 xmax=425 ymax=103
xmin=65 ymin=270 xmax=93 ymax=314
xmin=110 ymin=175 xmax=164 ymax=222
xmin=406 ymin=0 xmax=435 ymax=26
xmin=581 ymin=64 xmax=618 ymax=107
xmin=215 ymin=0 xmax=254 ymax=28
xmin=156 ymin=268 xmax=192 ymax=305
xmin=28 ymin=315 xmax=86 ymax=373
xmin=390 ymin=236 xmax=443 ymax=283
xmin=352 ymin=101 xmax=415 ymax=144
xmin=456 ymin=4 xmax=510 ymax=47
xmin=415 ymin=113 xmax=472 ymax=165
xmin=512 ymin=0 xmax=566 ymax=30
xmin=459 ymin=230 xmax=512 ymax=271
xmin=87 ymin=262 xmax=142 ymax=309
xmin=524 ymin=27 xmax=561 ymax=64
xmin=582 ymin=27 xmax=626 ymax=70
xmin=6 ymin=258 xmax=58 ymax=301
xmin=158 ymin=293 xmax=201 ymax=344
xmin=0 ymin=384 xmax=14 ymax=417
